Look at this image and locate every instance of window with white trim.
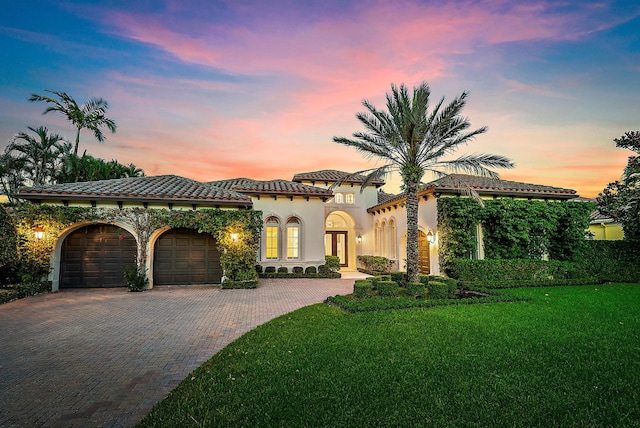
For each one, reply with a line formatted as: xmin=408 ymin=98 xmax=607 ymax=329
xmin=265 ymin=216 xmax=280 ymax=259
xmin=287 ymin=217 xmax=300 ymax=259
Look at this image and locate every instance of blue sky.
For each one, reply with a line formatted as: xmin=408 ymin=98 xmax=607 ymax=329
xmin=1 ymin=0 xmax=639 ymax=197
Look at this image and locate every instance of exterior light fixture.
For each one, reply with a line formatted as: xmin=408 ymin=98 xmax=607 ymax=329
xmin=356 ymin=235 xmax=362 ymax=244
xmin=230 ymin=233 xmax=239 ymax=242
xmin=426 ymin=229 xmax=435 ymax=244
xmin=34 ymin=226 xmax=45 ymax=240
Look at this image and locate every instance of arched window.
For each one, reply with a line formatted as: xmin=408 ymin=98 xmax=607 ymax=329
xmin=265 ymin=216 xmax=280 ymax=260
xmin=389 ymin=219 xmax=397 ymax=259
xmin=287 ymin=217 xmax=301 ymax=259
xmin=381 ymin=220 xmax=387 ymax=258
xmin=374 ymin=221 xmax=380 ymax=255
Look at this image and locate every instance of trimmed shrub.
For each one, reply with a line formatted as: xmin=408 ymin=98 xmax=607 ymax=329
xmin=406 ymin=282 xmax=425 ymax=298
xmin=574 ymin=240 xmax=640 ymax=283
xmin=427 ymin=280 xmax=457 ymax=299
xmin=353 ymin=280 xmax=373 ymax=298
xmin=377 ymin=280 xmax=399 ymax=297
xmin=325 ymin=256 xmax=341 ymax=272
xmin=221 ymin=279 xmax=258 ymax=289
xmin=277 ymin=267 xmax=288 ymax=273
xmin=449 ymin=259 xmax=578 ymax=283
xmin=255 ymin=264 xmax=263 ymax=274
xmin=264 ymin=266 xmax=276 ymax=273
xmin=305 ymin=266 xmax=317 ymax=274
xmin=357 ymin=255 xmax=393 ymax=273
xmin=390 ymin=272 xmax=406 ymax=285
xmin=370 ymin=275 xmax=392 ymax=290
xmin=292 ymin=266 xmax=304 ymax=274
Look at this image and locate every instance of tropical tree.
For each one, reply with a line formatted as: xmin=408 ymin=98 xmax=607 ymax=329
xmin=9 ymin=126 xmax=66 ymax=186
xmin=597 ymin=131 xmax=640 ymax=241
xmin=54 ymin=151 xmax=144 ymax=183
xmin=334 ymin=81 xmax=514 ymax=282
xmin=0 ymin=149 xmax=27 ymax=205
xmin=29 ymin=90 xmax=117 ymax=156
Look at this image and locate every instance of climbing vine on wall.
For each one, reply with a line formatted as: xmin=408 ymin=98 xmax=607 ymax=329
xmin=8 ymin=205 xmax=263 ymax=284
xmin=437 ymin=198 xmax=594 ymax=275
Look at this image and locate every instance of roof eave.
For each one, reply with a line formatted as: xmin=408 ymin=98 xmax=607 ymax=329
xmin=18 ymin=192 xmax=252 ymax=207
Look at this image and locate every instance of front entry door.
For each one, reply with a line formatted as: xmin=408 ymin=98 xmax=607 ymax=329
xmin=325 ymin=231 xmax=348 ymax=267
xmin=418 ymin=230 xmax=430 ymax=274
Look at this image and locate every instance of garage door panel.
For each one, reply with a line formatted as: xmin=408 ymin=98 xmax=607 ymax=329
xmin=60 ymin=225 xmax=136 ymax=288
xmin=153 ymin=228 xmax=222 ymax=285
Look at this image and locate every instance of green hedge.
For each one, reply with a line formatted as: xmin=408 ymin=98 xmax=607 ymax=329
xmin=376 ymin=280 xmax=399 ymax=297
xmin=221 ymin=279 xmax=259 ymax=289
xmin=426 ymin=280 xmax=457 ymax=299
xmin=448 ymin=241 xmax=640 ymax=288
xmin=449 ymin=259 xmax=578 ymax=282
xmin=574 ymin=240 xmax=640 ymax=283
xmin=327 ymin=292 xmax=522 ymax=313
xmin=0 ymin=281 xmax=51 ymax=304
xmin=353 ymin=280 xmax=373 ymax=298
xmin=357 ymin=255 xmax=393 ymax=273
xmin=259 ymin=272 xmax=341 ymax=279
xmin=406 ymin=282 xmax=426 ymax=298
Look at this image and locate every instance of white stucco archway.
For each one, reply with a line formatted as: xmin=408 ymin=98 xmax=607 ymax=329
xmin=325 ymin=210 xmax=357 ymax=270
xmin=49 ymin=221 xmax=138 ymax=291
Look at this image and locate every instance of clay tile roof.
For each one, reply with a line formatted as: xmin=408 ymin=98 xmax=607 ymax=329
xmin=425 ymin=174 xmax=577 ymax=198
xmin=209 ymin=178 xmax=333 ymax=197
xmin=292 ymin=169 xmax=385 ymax=186
xmin=367 ymin=174 xmax=578 ymax=212
xmin=19 ymin=175 xmax=252 ymax=205
xmin=377 ymin=190 xmax=398 ymax=205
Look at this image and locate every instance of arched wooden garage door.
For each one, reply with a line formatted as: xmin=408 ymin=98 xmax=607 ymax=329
xmin=60 ymin=224 xmax=136 ymax=288
xmin=153 ymin=228 xmax=222 ymax=285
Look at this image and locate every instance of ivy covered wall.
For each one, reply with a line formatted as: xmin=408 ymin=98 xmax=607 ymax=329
xmin=437 ymin=198 xmax=595 ymax=275
xmin=5 ymin=205 xmax=263 ymax=288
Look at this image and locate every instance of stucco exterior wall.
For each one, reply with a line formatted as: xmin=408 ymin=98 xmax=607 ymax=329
xmin=252 ymin=196 xmax=327 ymax=269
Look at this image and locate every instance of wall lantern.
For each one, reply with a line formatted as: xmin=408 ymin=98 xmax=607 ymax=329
xmin=230 ymin=232 xmax=239 ymax=242
xmin=34 ymin=226 xmax=45 ymax=240
xmin=426 ymin=229 xmax=435 ymax=244
xmin=356 ymin=235 xmax=362 ymax=244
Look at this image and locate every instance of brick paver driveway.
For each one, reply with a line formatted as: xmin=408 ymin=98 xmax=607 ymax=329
xmin=0 ymin=278 xmax=354 ymax=427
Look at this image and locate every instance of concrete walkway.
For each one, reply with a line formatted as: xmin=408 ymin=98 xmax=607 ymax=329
xmin=0 ymin=278 xmax=354 ymax=427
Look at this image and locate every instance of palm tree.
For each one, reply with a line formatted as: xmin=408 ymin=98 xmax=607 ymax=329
xmin=29 ymin=90 xmax=117 ymax=156
xmin=10 ymin=126 xmax=66 ymax=186
xmin=334 ymin=81 xmax=514 ymax=282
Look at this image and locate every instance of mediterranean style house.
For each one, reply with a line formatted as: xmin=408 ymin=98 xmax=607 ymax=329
xmin=18 ymin=170 xmax=578 ymax=290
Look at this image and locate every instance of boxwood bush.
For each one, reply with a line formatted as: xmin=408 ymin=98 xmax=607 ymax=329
xmin=427 ymin=280 xmax=456 ymax=299
xmin=357 ymin=255 xmax=393 ymax=274
xmin=406 ymin=282 xmax=426 ymax=298
xmin=377 ymin=280 xmax=399 ymax=297
xmin=353 ymin=280 xmax=373 ymax=298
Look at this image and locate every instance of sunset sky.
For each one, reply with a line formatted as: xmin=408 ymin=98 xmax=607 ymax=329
xmin=1 ymin=0 xmax=639 ymax=197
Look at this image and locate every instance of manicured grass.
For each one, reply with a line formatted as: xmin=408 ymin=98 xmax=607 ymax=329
xmin=139 ymin=283 xmax=640 ymax=427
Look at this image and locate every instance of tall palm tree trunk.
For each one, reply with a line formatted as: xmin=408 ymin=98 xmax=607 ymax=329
xmin=405 ymin=180 xmax=420 ymax=283
xmin=74 ymin=128 xmax=81 ymax=156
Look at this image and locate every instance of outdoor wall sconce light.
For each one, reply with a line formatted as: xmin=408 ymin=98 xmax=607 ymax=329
xmin=34 ymin=226 xmax=45 ymax=240
xmin=34 ymin=227 xmax=45 ymax=240
xmin=427 ymin=229 xmax=435 ymax=244
xmin=356 ymin=235 xmax=362 ymax=244
xmin=230 ymin=232 xmax=239 ymax=242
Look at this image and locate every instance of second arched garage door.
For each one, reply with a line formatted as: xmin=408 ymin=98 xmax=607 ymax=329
xmin=153 ymin=228 xmax=223 ymax=285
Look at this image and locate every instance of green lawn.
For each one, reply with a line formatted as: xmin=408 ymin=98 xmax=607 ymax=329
xmin=139 ymin=283 xmax=640 ymax=427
